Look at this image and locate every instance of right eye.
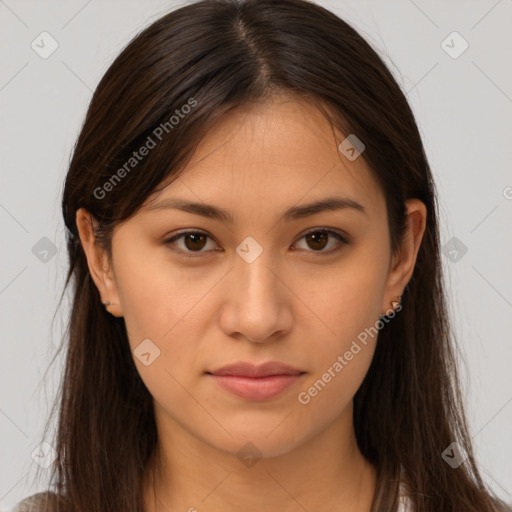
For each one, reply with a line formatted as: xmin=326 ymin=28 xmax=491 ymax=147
xmin=163 ymin=230 xmax=220 ymax=257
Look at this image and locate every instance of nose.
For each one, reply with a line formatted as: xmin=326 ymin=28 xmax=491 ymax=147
xmin=218 ymin=250 xmax=293 ymax=343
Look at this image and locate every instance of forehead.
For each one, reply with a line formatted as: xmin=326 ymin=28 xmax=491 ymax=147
xmin=144 ymin=96 xmax=383 ymax=218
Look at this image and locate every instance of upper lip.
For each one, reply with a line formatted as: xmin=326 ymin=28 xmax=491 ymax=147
xmin=207 ymin=361 xmax=304 ymax=377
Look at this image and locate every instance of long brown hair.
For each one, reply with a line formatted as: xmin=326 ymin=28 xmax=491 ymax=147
xmin=30 ymin=0 xmax=506 ymax=510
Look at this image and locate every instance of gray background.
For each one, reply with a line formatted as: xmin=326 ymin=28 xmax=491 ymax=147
xmin=1 ymin=0 xmax=511 ymax=508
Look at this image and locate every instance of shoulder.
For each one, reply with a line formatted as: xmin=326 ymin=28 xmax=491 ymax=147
xmin=10 ymin=491 xmax=62 ymax=512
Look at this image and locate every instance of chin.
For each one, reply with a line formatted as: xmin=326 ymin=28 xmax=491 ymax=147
xmin=199 ymin=422 xmax=308 ymax=462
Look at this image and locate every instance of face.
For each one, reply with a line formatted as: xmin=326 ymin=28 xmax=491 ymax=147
xmin=78 ymin=95 xmax=425 ymax=460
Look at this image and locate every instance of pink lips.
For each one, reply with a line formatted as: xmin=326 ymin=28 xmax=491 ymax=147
xmin=206 ymin=361 xmax=305 ymax=401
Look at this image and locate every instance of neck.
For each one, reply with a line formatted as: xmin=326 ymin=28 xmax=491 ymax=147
xmin=142 ymin=404 xmax=377 ymax=512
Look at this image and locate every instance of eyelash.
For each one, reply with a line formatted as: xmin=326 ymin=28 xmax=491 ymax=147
xmin=163 ymin=228 xmax=349 ymax=258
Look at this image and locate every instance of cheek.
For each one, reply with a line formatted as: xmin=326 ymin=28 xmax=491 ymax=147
xmin=112 ymin=241 xmax=201 ymax=341
xmin=112 ymin=244 xmax=220 ymax=392
xmin=304 ymin=250 xmax=387 ymax=346
xmin=295 ymin=341 xmax=375 ymax=435
xmin=295 ymin=271 xmax=384 ymax=414
xmin=294 ymin=246 xmax=387 ymax=402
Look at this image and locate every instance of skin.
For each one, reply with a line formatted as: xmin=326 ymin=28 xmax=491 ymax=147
xmin=77 ymin=94 xmax=426 ymax=512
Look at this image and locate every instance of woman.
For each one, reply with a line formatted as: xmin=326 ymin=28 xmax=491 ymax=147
xmin=14 ymin=0 xmax=510 ymax=510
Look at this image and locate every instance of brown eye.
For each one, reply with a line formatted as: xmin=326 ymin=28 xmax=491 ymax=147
xmin=305 ymin=231 xmax=329 ymax=250
xmin=294 ymin=229 xmax=348 ymax=254
xmin=164 ymin=231 xmax=218 ymax=256
xmin=182 ymin=232 xmax=208 ymax=251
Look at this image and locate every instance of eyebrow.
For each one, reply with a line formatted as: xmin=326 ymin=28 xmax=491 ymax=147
xmin=145 ymin=196 xmax=367 ymax=223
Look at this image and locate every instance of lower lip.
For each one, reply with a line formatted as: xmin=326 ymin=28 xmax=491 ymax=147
xmin=207 ymin=374 xmax=304 ymax=401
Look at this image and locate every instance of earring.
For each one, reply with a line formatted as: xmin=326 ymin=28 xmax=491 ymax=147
xmin=379 ymin=295 xmax=402 ymax=321
xmin=102 ymin=300 xmax=122 ymax=318
xmin=391 ymin=296 xmax=402 ymax=309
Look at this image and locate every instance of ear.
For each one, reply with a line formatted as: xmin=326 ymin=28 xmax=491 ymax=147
xmin=380 ymin=198 xmax=427 ymax=315
xmin=76 ymin=208 xmax=123 ymax=318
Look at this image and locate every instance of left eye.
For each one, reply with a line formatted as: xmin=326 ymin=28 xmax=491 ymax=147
xmin=294 ymin=228 xmax=348 ymax=253
xmin=163 ymin=228 xmax=348 ymax=257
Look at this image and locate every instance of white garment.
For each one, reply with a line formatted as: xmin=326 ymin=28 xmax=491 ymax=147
xmin=397 ymin=494 xmax=414 ymax=511
xmin=397 ymin=477 xmax=413 ymax=511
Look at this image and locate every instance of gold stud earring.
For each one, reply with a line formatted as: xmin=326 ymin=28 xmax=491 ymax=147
xmin=102 ymin=300 xmax=122 ymax=318
xmin=380 ymin=295 xmax=402 ymax=320
xmin=391 ymin=297 xmax=401 ymax=309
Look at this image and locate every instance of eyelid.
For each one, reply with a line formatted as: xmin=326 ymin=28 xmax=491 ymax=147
xmin=163 ymin=227 xmax=349 ymax=258
xmin=299 ymin=226 xmax=350 ymax=243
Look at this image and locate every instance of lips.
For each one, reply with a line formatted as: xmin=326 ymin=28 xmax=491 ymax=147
xmin=207 ymin=361 xmax=303 ymax=378
xmin=206 ymin=361 xmax=305 ymax=401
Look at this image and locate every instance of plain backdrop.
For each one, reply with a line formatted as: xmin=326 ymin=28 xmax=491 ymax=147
xmin=1 ymin=0 xmax=511 ymax=508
